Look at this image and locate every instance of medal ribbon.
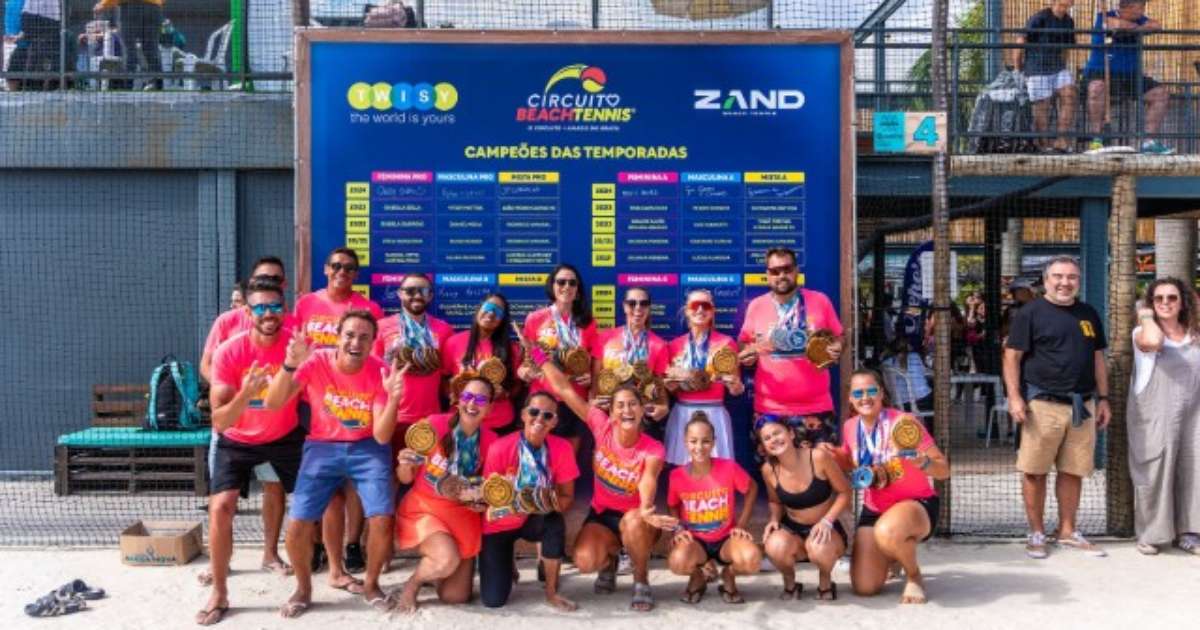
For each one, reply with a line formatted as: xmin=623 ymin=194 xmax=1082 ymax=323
xmin=516 ymin=434 xmax=551 ymax=489
xmin=622 ymin=327 xmax=649 ymax=364
xmin=856 ymin=410 xmax=889 ymax=467
xmin=399 ymin=310 xmax=436 ymax=349
xmin=774 ymin=291 xmax=809 ymax=333
xmin=683 ymin=331 xmax=710 ymax=370
xmin=550 ymin=305 xmax=581 ymax=349
xmin=449 ymin=424 xmax=480 ymax=477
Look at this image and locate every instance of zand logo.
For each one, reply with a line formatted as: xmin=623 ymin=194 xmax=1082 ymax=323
xmin=517 ymin=63 xmax=634 ymax=125
xmin=347 ymin=81 xmax=458 ymax=112
xmin=693 ymin=88 xmax=805 ymax=116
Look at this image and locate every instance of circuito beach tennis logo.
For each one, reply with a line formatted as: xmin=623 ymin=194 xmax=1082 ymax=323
xmin=517 ymin=63 xmax=635 ymax=128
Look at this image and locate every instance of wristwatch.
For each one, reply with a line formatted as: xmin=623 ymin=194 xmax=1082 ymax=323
xmin=1097 ymin=395 xmax=1109 ymax=402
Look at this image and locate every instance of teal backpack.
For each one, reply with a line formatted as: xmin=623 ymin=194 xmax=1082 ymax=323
xmin=144 ymin=355 xmax=203 ymax=430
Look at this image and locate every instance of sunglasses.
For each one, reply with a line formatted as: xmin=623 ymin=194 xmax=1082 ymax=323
xmin=767 ymin=265 xmax=796 ymax=276
xmin=328 ymin=261 xmax=359 ymax=274
xmin=459 ymin=391 xmax=490 ymax=406
xmin=251 ymin=273 xmax=284 ymax=284
xmin=687 ymin=301 xmax=714 ymax=313
xmin=850 ymin=386 xmax=880 ymax=400
xmin=480 ymin=302 xmax=506 ymax=318
xmin=624 ymin=299 xmax=651 ymax=309
xmin=524 ymin=407 xmax=558 ymax=422
xmin=400 ymin=286 xmax=432 ymax=298
xmin=249 ymin=302 xmax=285 ymax=316
xmin=554 ymin=278 xmax=579 ymax=288
xmin=1153 ymin=294 xmax=1180 ymax=304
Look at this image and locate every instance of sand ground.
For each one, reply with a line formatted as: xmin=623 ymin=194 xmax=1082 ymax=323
xmin=2 ymin=541 xmax=1197 ymax=630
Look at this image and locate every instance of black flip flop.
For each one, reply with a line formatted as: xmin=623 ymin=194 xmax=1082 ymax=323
xmin=59 ymin=579 xmax=105 ymax=600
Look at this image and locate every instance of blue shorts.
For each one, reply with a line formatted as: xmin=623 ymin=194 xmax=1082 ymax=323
xmin=290 ymin=439 xmax=395 ymax=521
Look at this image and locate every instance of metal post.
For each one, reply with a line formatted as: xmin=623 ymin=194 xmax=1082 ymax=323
xmin=930 ymin=0 xmax=953 ymax=530
xmin=1105 ymin=174 xmax=1136 ymax=537
xmin=59 ymin=0 xmax=67 ymax=90
xmin=950 ymin=32 xmax=960 ymax=151
xmin=873 ymin=22 xmax=886 ymax=112
xmin=984 ymin=0 xmax=1002 ymax=80
xmin=1133 ymin=34 xmax=1144 ymax=149
xmin=416 ymin=0 xmax=425 ymax=27
xmin=983 ymin=215 xmax=1003 ymax=373
xmin=592 ymin=0 xmax=599 ymax=30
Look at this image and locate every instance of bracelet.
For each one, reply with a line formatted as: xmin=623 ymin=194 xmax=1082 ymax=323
xmin=1097 ymin=395 xmax=1109 ymax=402
xmin=919 ymin=455 xmax=933 ymax=470
xmin=820 ymin=517 xmax=835 ymax=528
xmin=282 ymin=364 xmax=298 ymax=373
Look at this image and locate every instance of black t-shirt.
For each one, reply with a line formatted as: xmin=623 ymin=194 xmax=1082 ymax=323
xmin=1006 ymin=297 xmax=1106 ymax=394
xmin=1024 ymin=8 xmax=1075 ymax=75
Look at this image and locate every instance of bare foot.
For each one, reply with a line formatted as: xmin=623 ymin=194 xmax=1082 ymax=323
xmin=393 ymin=580 xmax=420 ymax=614
xmin=546 ymin=592 xmax=578 ymax=612
xmin=195 ymin=594 xmax=228 ymax=626
xmin=900 ymin=578 xmax=927 ymax=604
xmin=279 ymin=591 xmax=310 ymax=618
xmin=328 ymin=574 xmax=365 ymax=594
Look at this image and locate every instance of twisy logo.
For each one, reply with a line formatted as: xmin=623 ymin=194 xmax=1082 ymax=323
xmin=347 ymin=81 xmax=458 ymax=111
xmin=693 ymin=89 xmax=806 ymax=114
xmin=517 ymin=63 xmax=633 ymax=124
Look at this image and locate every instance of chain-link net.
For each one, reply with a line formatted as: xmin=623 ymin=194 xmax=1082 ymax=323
xmin=1 ymin=1 xmax=1196 ymax=547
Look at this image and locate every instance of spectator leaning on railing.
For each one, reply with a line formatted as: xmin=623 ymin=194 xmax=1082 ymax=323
xmin=1083 ymin=0 xmax=1172 ymax=155
xmin=1012 ymin=0 xmax=1078 ymax=153
xmin=93 ymin=0 xmax=164 ymax=90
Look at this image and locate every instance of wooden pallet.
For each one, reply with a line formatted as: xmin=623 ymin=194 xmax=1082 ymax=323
xmin=54 ymin=444 xmax=209 ymax=496
xmin=91 ymin=383 xmax=149 ymax=428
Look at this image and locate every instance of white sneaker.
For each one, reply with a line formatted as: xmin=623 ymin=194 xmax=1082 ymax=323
xmin=1057 ymin=531 xmax=1107 ymax=557
xmin=616 ymin=549 xmax=633 ymax=575
xmin=1025 ymin=532 xmax=1049 ymax=559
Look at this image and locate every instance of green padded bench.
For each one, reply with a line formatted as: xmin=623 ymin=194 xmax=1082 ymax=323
xmin=55 ymin=427 xmax=211 ymax=496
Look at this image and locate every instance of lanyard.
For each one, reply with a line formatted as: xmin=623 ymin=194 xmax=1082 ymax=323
xmin=550 ymin=305 xmax=580 ymax=348
xmin=683 ymin=331 xmax=709 ymax=370
xmin=399 ymin=311 xmax=435 ymax=348
xmin=622 ymin=327 xmax=649 ymax=363
xmin=516 ymin=434 xmax=551 ymax=489
xmin=449 ymin=424 xmax=479 ymax=477
xmin=856 ymin=411 xmax=888 ymax=467
xmin=774 ymin=291 xmax=808 ymax=332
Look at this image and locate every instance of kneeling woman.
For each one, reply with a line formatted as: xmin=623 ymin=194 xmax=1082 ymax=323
xmin=836 ymin=369 xmax=949 ymax=604
xmin=667 ymin=413 xmax=761 ymax=604
xmin=542 ymin=362 xmax=675 ymax=612
xmin=393 ymin=378 xmax=498 ymax=613
xmin=479 ymin=392 xmax=580 ymax=611
xmin=758 ymin=415 xmax=851 ymax=600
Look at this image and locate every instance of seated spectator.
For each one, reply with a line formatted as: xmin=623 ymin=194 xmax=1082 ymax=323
xmin=93 ymin=0 xmax=164 ymax=90
xmin=1013 ymin=0 xmax=1078 ymax=153
xmin=1083 ymin=0 xmax=1172 ymax=154
xmin=880 ymin=336 xmax=932 ymax=416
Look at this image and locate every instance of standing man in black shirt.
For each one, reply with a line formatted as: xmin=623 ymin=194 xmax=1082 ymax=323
xmin=1004 ymin=256 xmax=1110 ymax=560
xmin=1013 ymin=0 xmax=1078 ymax=153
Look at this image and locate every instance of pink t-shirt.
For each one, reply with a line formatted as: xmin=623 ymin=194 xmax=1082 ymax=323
xmin=211 ymin=330 xmax=300 ymax=445
xmin=839 ymin=409 xmax=937 ymax=513
xmin=292 ymin=350 xmax=389 ymax=442
xmin=523 ymin=306 xmax=599 ymax=399
xmin=203 ymin=308 xmax=298 ymax=357
xmin=586 ymin=406 xmax=665 ymax=513
xmin=294 ymin=289 xmax=384 ymax=350
xmin=482 ymin=432 xmax=580 ymax=534
xmin=738 ymin=289 xmax=843 ymax=415
xmin=412 ymin=412 xmax=497 ymax=500
xmin=372 ymin=313 xmax=454 ymax=426
xmin=592 ymin=326 xmax=670 ymax=375
xmin=440 ymin=332 xmax=522 ymax=431
xmin=667 ymin=330 xmax=737 ymax=403
xmin=667 ymin=458 xmax=752 ymax=543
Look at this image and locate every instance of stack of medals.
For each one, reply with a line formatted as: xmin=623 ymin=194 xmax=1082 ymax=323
xmin=550 ymin=306 xmax=591 ymax=377
xmin=405 ymin=420 xmax=483 ymax=504
xmin=386 ymin=313 xmax=442 ymax=375
xmin=676 ymin=331 xmax=712 ymax=392
xmin=481 ymin=473 xmax=559 ymax=518
xmin=883 ymin=414 xmax=924 ymax=485
xmin=768 ymin=292 xmax=810 ymax=358
xmin=451 ymin=356 xmax=508 ymax=399
xmin=851 ymin=413 xmax=885 ymax=490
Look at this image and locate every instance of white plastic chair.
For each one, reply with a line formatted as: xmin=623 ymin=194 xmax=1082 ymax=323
xmin=880 ymin=364 xmax=935 ymax=425
xmin=186 ymin=22 xmax=233 ymax=90
xmin=985 ymin=388 xmax=1011 ymax=447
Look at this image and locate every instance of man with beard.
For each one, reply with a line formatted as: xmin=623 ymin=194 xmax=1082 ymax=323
xmin=372 ymin=273 xmax=454 ymax=444
xmin=197 ymin=279 xmax=305 ymax=625
xmin=266 ymin=310 xmax=407 ymax=617
xmin=738 ymin=247 xmax=844 ymax=441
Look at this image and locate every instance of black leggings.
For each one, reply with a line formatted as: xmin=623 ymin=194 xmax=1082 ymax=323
xmin=479 ymin=512 xmax=566 ymax=608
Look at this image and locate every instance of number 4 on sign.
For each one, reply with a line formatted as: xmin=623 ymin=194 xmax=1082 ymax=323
xmin=914 ymin=116 xmax=938 ymax=146
xmin=903 ymin=112 xmax=947 ymax=154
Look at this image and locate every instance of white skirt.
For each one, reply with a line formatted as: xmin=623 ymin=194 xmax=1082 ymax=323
xmin=665 ymin=401 xmax=734 ymax=466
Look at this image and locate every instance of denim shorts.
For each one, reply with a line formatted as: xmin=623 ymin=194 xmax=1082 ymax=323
xmin=289 ymin=439 xmax=395 ymax=521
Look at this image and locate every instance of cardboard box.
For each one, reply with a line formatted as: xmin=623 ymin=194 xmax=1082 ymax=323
xmin=119 ymin=520 xmax=203 ymax=566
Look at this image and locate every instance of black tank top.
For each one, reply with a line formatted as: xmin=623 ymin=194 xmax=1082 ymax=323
xmin=773 ymin=450 xmax=833 ymax=510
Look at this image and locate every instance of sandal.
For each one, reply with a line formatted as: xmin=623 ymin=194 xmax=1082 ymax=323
xmin=261 ymin=559 xmax=294 ymax=576
xmin=195 ymin=604 xmax=228 ymax=625
xmin=1178 ymin=535 xmax=1200 ymax=555
xmin=594 ymin=559 xmax=617 ymax=594
xmin=329 ymin=575 xmax=365 ymax=594
xmin=679 ymin=583 xmax=706 ymax=605
xmin=630 ymin=582 xmax=654 ymax=612
xmin=25 ymin=593 xmax=86 ymax=618
xmin=778 ymin=583 xmax=802 ymax=600
xmin=717 ymin=585 xmax=744 ymax=604
xmin=816 ymin=582 xmax=838 ymax=601
xmin=58 ymin=579 xmax=106 ymax=600
xmin=366 ymin=596 xmax=392 ymax=613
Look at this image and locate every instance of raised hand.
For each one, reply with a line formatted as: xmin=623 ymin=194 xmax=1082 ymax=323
xmin=382 ymin=363 xmax=410 ymax=400
xmin=240 ymin=360 xmax=269 ymax=395
xmin=284 ymin=329 xmax=312 ymax=368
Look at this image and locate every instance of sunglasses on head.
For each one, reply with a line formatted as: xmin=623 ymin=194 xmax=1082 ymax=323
xmin=401 ymin=286 xmax=431 ymax=298
xmin=459 ymin=391 xmax=489 ymax=406
xmin=524 ymin=407 xmax=557 ymax=422
xmin=753 ymin=414 xmax=786 ymax=432
xmin=251 ymin=273 xmax=284 ymax=285
xmin=554 ymin=277 xmax=579 ymax=288
xmin=328 ymin=261 xmax=359 ymax=273
xmin=1153 ymin=294 xmax=1180 ymax=304
xmin=624 ymin=298 xmax=651 ymax=309
xmin=249 ymin=302 xmax=285 ymax=316
xmin=767 ymin=265 xmax=796 ymax=276
xmin=850 ymin=386 xmax=880 ymax=400
xmin=480 ymin=302 xmax=506 ymax=318
xmin=687 ymin=301 xmax=714 ymax=312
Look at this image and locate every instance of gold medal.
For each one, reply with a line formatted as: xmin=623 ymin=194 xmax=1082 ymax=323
xmin=477 ymin=357 xmax=507 ymax=388
xmin=404 ymin=420 xmax=437 ymax=456
xmin=435 ymin=474 xmax=466 ymax=500
xmin=632 ymin=362 xmax=652 ymax=385
xmin=710 ymin=345 xmax=738 ymax=376
xmin=885 ymin=458 xmax=905 ymax=483
xmin=481 ymin=473 xmax=515 ymax=508
xmin=688 ymin=370 xmax=711 ymax=391
xmin=891 ymin=414 xmax=924 ymax=452
xmin=642 ymin=377 xmax=668 ymax=406
xmin=396 ymin=346 xmax=415 ymax=370
xmin=805 ymin=329 xmax=837 ymax=369
xmin=517 ymin=487 xmax=539 ymax=514
xmin=562 ymin=346 xmax=591 ymax=377
xmin=614 ymin=363 xmax=634 ymax=383
xmin=596 ymin=369 xmax=620 ymax=396
xmin=420 ymin=346 xmax=441 ymax=373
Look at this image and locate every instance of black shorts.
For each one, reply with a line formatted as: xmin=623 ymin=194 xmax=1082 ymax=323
xmin=584 ymin=507 xmax=624 ymax=537
xmin=1082 ymin=70 xmax=1160 ymax=96
xmin=480 ymin=513 xmax=567 ymax=608
xmin=857 ymin=495 xmax=940 ymax=541
xmin=697 ymin=536 xmax=731 ymax=566
xmin=210 ymin=428 xmax=304 ymax=495
xmin=549 ymin=403 xmax=583 ymax=438
xmin=779 ymin=514 xmax=849 ymax=548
